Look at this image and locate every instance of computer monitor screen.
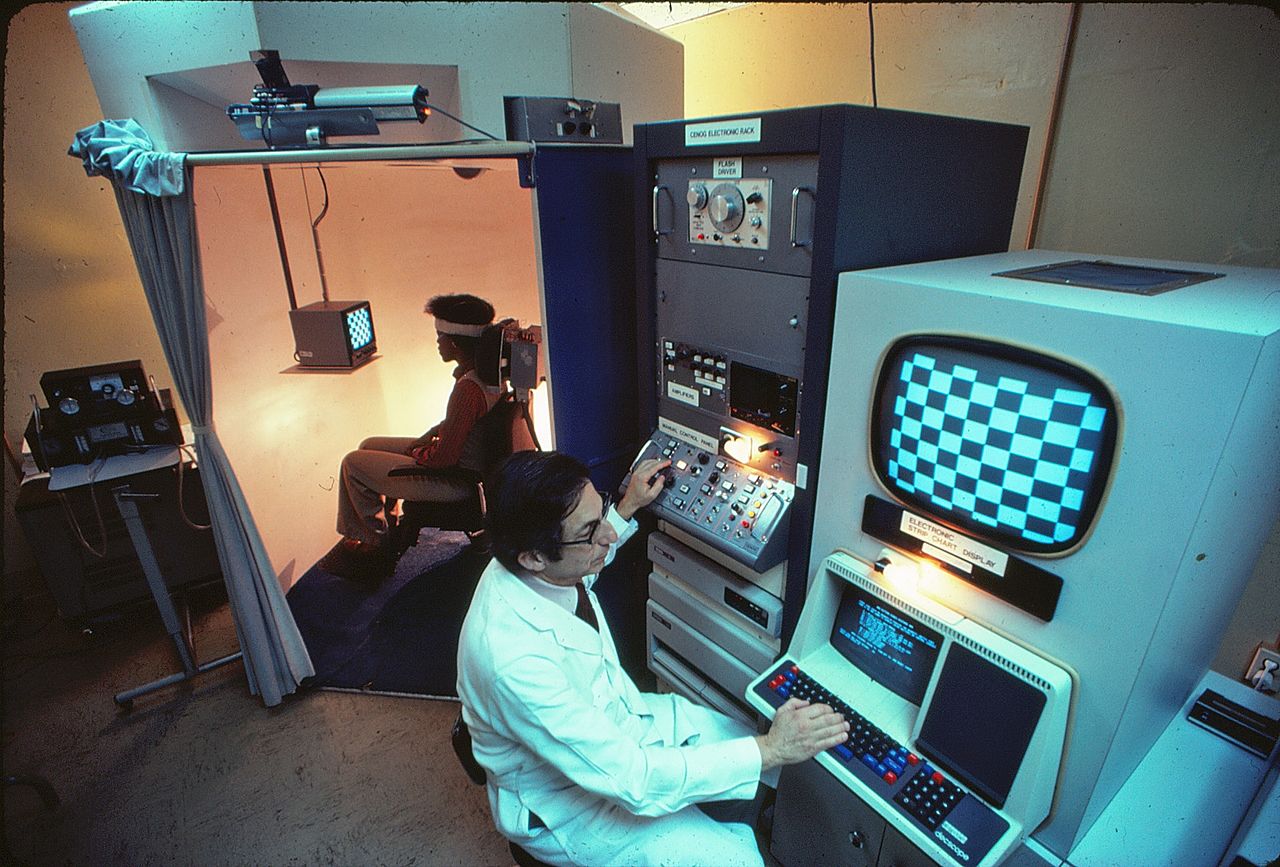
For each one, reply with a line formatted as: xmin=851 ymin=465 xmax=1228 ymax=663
xmin=871 ymin=335 xmax=1117 ymax=554
xmin=345 ymin=305 xmax=375 ymax=352
xmin=830 ymin=584 xmax=942 ymax=706
xmin=915 ymin=644 xmax=1046 ymax=808
xmin=730 ymin=362 xmax=798 ymax=438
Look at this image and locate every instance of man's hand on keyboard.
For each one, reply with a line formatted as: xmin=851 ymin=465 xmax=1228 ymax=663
xmin=755 ymin=698 xmax=850 ymax=771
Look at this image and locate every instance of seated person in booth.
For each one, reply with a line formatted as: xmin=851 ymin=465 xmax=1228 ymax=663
xmin=335 ymin=293 xmax=502 ymax=559
xmin=457 ymin=450 xmax=850 ymax=867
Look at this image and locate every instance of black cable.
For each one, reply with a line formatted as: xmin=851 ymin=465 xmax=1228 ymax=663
xmin=868 ymin=3 xmax=878 ymax=108
xmin=312 ymin=165 xmax=330 ymax=228
xmin=57 ymin=475 xmax=108 ymax=559
xmin=422 ymin=99 xmax=501 ymax=141
xmin=176 ymin=446 xmax=212 ymax=531
xmin=520 ymin=398 xmax=542 ymax=451
xmin=301 ymin=165 xmax=333 ymax=302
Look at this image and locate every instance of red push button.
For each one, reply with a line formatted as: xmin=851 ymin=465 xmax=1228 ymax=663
xmin=883 ymin=771 xmax=898 ymax=784
xmin=932 ymin=771 xmax=944 ymax=784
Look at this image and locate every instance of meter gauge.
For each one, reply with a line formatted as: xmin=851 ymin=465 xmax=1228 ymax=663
xmin=58 ymin=396 xmax=80 ymax=415
xmin=116 ymin=390 xmax=137 ymax=406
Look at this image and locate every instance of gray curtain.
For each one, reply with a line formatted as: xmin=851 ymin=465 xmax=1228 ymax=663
xmin=112 ymin=174 xmax=314 ymax=706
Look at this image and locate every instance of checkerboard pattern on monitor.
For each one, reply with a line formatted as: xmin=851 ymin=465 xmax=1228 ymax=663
xmin=885 ymin=350 xmax=1109 ymax=548
xmin=346 ymin=307 xmax=374 ymax=351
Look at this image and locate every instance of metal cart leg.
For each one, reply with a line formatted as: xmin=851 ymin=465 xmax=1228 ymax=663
xmin=111 ymin=485 xmax=242 ymax=709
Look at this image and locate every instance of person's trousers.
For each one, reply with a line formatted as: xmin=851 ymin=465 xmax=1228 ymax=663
xmin=336 ymin=436 xmax=475 ymax=545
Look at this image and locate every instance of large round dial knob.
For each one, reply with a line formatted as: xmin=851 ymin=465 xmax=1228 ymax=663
xmin=708 ymin=183 xmax=745 ymax=232
xmin=686 ymin=183 xmax=709 ymax=210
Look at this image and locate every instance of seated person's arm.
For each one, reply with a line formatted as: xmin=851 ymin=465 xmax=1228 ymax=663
xmin=409 ymin=423 xmax=441 ymax=450
xmin=410 ymin=381 xmax=489 ymax=468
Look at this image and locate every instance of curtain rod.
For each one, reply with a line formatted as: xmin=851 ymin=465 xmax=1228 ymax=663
xmin=185 ymin=140 xmax=535 ymax=167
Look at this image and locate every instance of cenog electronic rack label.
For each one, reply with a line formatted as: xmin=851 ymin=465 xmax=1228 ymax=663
xmin=685 ymin=118 xmax=762 ymax=147
xmin=901 ymin=512 xmax=1010 ymax=576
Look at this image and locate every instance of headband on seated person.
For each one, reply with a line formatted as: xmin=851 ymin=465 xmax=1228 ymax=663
xmin=433 ymin=319 xmax=488 ymax=338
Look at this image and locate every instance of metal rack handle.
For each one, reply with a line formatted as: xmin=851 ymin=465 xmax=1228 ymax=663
xmin=652 ymin=184 xmax=671 ymax=237
xmin=790 ymin=186 xmax=815 ymax=248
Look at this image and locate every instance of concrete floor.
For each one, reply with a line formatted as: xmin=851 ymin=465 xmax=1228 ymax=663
xmin=2 ymin=591 xmax=510 ymax=865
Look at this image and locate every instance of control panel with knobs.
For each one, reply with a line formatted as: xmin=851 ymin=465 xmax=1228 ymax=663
xmin=687 ymin=178 xmax=772 ymax=249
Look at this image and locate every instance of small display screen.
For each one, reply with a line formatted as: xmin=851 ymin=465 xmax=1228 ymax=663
xmin=830 ymin=584 xmax=942 ymax=706
xmin=346 ymin=306 xmax=374 ymax=351
xmin=916 ymin=644 xmax=1046 ymax=808
xmin=872 ymin=336 xmax=1117 ymax=554
xmin=88 ymin=373 xmax=125 ymax=398
xmin=88 ymin=421 xmax=128 ymax=443
xmin=729 ymin=362 xmax=798 ymax=438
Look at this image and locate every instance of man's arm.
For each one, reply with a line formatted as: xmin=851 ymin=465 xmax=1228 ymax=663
xmin=612 ymin=458 xmax=851 ymax=770
xmin=490 ymin=654 xmax=762 ymax=817
xmin=614 ymin=457 xmax=670 ymax=521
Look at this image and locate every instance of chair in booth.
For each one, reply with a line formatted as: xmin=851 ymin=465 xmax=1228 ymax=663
xmin=387 ymin=390 xmax=538 ymax=555
xmin=451 ymin=712 xmax=551 ymax=867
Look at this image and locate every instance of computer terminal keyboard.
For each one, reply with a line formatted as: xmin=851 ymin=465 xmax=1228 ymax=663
xmin=754 ymin=660 xmax=1008 ymax=862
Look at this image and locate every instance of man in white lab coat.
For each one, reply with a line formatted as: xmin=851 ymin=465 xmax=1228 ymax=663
xmin=457 ymin=450 xmax=849 ymax=866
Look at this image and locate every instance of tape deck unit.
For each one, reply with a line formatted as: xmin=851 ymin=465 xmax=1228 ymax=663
xmin=25 ymin=360 xmax=183 ymax=471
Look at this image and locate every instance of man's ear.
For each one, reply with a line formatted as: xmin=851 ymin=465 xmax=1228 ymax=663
xmin=517 ymin=549 xmax=546 ymax=573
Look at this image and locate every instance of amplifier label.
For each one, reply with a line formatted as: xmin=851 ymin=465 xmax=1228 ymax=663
xmin=685 ymin=118 xmax=762 ymax=147
xmin=667 ymin=381 xmax=700 ymax=407
xmin=713 ymin=157 xmax=742 ymax=179
xmin=902 ymin=512 xmax=1009 ymax=576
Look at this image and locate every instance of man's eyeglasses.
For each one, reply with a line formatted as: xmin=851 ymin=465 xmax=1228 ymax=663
xmin=560 ymin=490 xmax=614 ymax=547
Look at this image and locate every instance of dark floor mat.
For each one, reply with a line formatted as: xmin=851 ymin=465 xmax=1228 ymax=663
xmin=287 ymin=530 xmax=489 ymax=696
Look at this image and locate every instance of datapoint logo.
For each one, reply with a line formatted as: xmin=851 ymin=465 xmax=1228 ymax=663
xmin=934 ymin=830 xmax=971 ymax=862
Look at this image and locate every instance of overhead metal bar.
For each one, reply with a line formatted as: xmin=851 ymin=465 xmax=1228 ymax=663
xmin=185 ymin=140 xmax=533 ymax=167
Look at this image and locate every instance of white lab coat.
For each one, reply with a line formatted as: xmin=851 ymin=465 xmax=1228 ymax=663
xmin=456 ymin=510 xmax=765 ymax=866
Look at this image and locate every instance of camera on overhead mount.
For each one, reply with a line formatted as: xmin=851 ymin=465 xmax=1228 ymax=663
xmin=226 ymin=50 xmax=431 ymax=148
xmin=475 ymin=319 xmax=543 ymax=393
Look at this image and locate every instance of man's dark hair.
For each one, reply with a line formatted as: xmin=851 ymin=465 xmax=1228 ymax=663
xmin=426 ymin=294 xmax=495 ymax=359
xmin=485 ymin=450 xmax=590 ymax=573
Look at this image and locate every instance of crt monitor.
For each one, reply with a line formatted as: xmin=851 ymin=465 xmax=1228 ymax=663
xmin=871 ymin=335 xmax=1117 ymax=556
xmin=288 ymin=299 xmax=377 ymax=369
xmin=830 ymin=582 xmax=941 ymax=706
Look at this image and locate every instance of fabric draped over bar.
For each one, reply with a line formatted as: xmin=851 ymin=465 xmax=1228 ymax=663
xmin=69 ymin=119 xmax=314 ymax=706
